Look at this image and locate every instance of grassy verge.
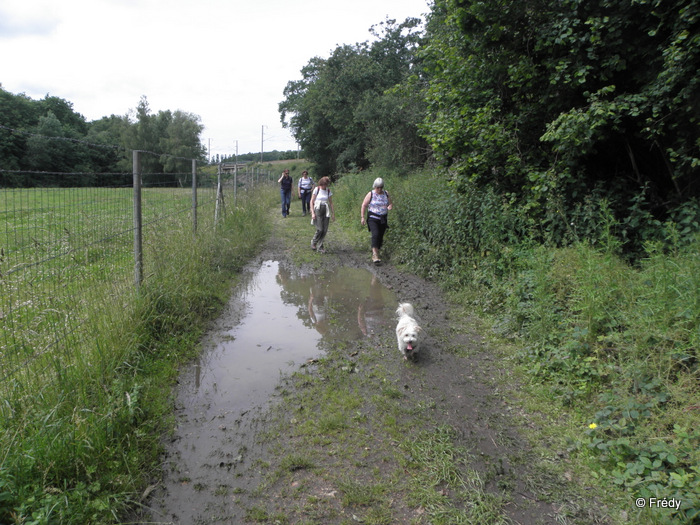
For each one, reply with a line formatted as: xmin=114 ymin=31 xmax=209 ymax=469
xmin=352 ymin=168 xmax=700 ymax=524
xmin=0 ymin=186 xmax=278 ymax=524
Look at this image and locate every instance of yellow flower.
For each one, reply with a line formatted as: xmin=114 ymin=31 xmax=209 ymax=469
xmin=589 ymin=423 xmax=598 ymax=429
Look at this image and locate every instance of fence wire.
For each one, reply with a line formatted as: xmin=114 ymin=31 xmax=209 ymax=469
xmin=0 ymin=165 xmax=261 ymax=404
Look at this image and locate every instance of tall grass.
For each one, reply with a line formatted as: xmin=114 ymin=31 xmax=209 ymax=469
xmin=0 ymin=185 xmax=277 ymax=523
xmin=332 ymin=170 xmax=700 ymax=522
xmin=506 ymin=237 xmax=700 ymax=523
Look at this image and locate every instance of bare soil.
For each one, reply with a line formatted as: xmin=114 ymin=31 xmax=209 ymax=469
xmin=142 ymin=211 xmax=609 ymax=524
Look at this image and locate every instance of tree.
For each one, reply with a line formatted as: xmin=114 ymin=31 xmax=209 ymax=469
xmin=358 ymin=79 xmax=429 ymax=170
xmin=24 ymin=111 xmax=93 ymax=185
xmin=420 ymin=0 xmax=700 ymax=248
xmin=280 ymin=18 xmax=427 ymax=176
xmin=1 ymin=90 xmax=208 ymax=186
xmin=38 ymin=95 xmax=88 ymax=137
xmin=86 ymin=115 xmax=130 ymax=184
xmin=119 ymin=97 xmax=205 ymax=183
xmin=120 ymin=96 xmax=163 ymax=175
xmin=158 ymin=110 xmax=206 ymax=172
xmin=537 ymin=0 xmax=700 ymax=209
xmin=361 ymin=18 xmax=430 ymax=170
xmin=0 ymin=88 xmax=39 ymax=177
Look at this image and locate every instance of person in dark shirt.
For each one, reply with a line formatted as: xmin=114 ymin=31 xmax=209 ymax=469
xmin=277 ymin=169 xmax=293 ymax=218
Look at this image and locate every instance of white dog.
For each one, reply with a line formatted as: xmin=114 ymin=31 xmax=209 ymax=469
xmin=395 ymin=303 xmax=422 ymax=361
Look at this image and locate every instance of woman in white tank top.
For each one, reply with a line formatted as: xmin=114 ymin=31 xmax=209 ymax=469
xmin=310 ymin=176 xmax=335 ymax=253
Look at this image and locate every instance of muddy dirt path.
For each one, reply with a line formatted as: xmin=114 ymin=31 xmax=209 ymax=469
xmin=142 ymin=210 xmax=605 ymax=525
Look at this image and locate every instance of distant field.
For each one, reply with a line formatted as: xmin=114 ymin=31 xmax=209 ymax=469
xmin=0 ymin=185 xmax=217 ymax=392
xmin=0 ymin=186 xmax=212 ymax=260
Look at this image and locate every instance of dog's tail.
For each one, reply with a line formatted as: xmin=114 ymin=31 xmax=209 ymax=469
xmin=396 ymin=302 xmax=414 ymax=318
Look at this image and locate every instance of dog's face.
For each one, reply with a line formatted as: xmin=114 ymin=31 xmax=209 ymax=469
xmin=398 ymin=327 xmax=420 ymax=353
xmin=397 ymin=321 xmax=421 ymax=360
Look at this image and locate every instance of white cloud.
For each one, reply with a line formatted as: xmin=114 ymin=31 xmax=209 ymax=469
xmin=0 ymin=2 xmax=59 ymax=38
xmin=0 ymin=0 xmax=429 ymax=156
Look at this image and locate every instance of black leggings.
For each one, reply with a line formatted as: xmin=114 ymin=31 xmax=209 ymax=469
xmin=368 ymin=216 xmax=387 ymax=249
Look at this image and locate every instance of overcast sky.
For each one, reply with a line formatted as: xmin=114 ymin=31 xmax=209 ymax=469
xmin=0 ymin=0 xmax=430 ymax=158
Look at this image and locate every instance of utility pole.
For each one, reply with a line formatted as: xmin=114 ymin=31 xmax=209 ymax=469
xmin=260 ymin=125 xmax=264 ymax=164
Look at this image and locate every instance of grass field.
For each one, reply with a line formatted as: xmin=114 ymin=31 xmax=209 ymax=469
xmin=0 ymin=186 xmax=219 ymax=394
xmin=0 ymin=182 xmax=276 ymax=524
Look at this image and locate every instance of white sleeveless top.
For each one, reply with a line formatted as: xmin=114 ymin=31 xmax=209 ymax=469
xmin=313 ymin=187 xmax=332 ymax=216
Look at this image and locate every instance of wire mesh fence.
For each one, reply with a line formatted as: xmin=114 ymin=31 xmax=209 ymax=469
xmin=0 ymin=153 xmax=272 ymax=406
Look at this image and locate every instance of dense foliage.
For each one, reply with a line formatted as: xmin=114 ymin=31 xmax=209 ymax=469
xmin=0 ymin=91 xmax=206 ymax=186
xmin=421 ymin=0 xmax=699 ymax=252
xmin=279 ymin=4 xmax=700 ymax=517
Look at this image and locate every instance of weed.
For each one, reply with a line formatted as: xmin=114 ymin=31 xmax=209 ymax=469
xmin=280 ymin=455 xmax=316 ymax=473
xmin=244 ymin=505 xmax=271 ymax=522
xmin=338 ymin=478 xmax=388 ymax=507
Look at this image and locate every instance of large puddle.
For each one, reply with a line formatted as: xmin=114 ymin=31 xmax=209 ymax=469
xmin=150 ymin=260 xmax=398 ymax=522
xmin=191 ymin=260 xmax=397 ymax=408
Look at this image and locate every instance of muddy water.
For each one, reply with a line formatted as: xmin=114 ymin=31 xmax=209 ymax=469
xmin=147 ymin=260 xmax=397 ymax=523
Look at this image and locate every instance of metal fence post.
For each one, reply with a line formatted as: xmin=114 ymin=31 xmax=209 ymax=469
xmin=133 ymin=150 xmax=143 ymax=289
xmin=192 ymin=159 xmax=197 ymax=234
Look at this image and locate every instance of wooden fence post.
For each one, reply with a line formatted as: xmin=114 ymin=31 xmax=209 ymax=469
xmin=215 ymin=164 xmax=223 ymax=225
xmin=234 ymin=162 xmax=238 ymax=208
xmin=192 ymin=159 xmax=197 ymax=234
xmin=133 ymin=150 xmax=143 ymax=289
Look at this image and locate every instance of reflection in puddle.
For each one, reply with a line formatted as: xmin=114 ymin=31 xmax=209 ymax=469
xmin=189 ymin=261 xmax=397 ymax=409
xmin=151 ymin=261 xmax=398 ymax=522
xmin=278 ymin=261 xmax=395 ymax=341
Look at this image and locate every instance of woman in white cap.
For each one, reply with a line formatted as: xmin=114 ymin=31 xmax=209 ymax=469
xmin=360 ymin=177 xmax=393 ymax=264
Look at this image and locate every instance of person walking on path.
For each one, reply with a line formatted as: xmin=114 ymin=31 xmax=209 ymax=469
xmin=297 ymin=170 xmax=314 ymax=216
xmin=360 ymin=177 xmax=393 ymax=264
xmin=278 ymin=169 xmax=293 ymax=218
xmin=310 ymin=176 xmax=335 ymax=253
